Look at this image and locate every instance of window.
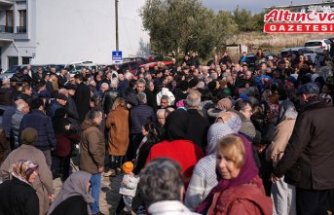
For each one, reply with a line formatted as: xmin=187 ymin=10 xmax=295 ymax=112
xmin=22 ymin=57 xmax=31 ymax=65
xmin=8 ymin=56 xmax=18 ymax=68
xmin=5 ymin=10 xmax=13 ymax=33
xmin=18 ymin=10 xmax=27 ymax=33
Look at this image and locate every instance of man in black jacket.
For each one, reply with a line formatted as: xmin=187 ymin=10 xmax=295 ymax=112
xmin=74 ymin=74 xmax=90 ymax=123
xmin=273 ymin=82 xmax=334 ymax=215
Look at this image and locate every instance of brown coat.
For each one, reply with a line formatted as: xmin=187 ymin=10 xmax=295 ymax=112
xmin=0 ymin=144 xmax=54 ymax=215
xmin=266 ymin=119 xmax=296 ymax=166
xmin=79 ymin=121 xmax=105 ymax=174
xmin=106 ymin=106 xmax=129 ymax=156
xmin=0 ymin=129 xmax=10 ymax=164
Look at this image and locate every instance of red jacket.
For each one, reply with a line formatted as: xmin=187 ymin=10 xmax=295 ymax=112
xmin=54 ymin=133 xmax=80 ymax=157
xmin=208 ymin=176 xmax=272 ymax=215
xmin=146 ymin=139 xmax=204 ymax=185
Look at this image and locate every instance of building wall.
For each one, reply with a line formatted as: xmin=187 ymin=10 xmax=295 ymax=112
xmin=33 ymin=0 xmax=150 ymax=65
xmin=0 ymin=0 xmax=150 ymax=70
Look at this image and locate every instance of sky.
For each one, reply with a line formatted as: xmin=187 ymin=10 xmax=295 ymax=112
xmin=201 ymin=0 xmax=321 ymax=13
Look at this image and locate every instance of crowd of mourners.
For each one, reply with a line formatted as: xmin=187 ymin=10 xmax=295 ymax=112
xmin=0 ymin=48 xmax=334 ymax=215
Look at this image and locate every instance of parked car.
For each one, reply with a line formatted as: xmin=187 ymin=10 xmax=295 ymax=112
xmin=123 ymin=57 xmax=147 ymax=64
xmin=304 ymin=39 xmax=332 ymax=53
xmin=65 ymin=61 xmax=96 ymax=74
xmin=281 ymin=47 xmax=318 ymax=63
xmin=0 ymin=65 xmax=20 ymax=80
xmin=139 ymin=61 xmax=173 ymax=69
xmin=117 ymin=61 xmax=142 ymax=74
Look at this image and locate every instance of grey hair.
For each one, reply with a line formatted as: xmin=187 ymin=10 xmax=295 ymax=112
xmin=16 ymin=100 xmax=28 ymax=111
xmin=137 ymin=92 xmax=147 ymax=104
xmin=161 ymin=95 xmax=169 ymax=101
xmin=138 ymin=158 xmax=183 ymax=206
xmin=156 ymin=109 xmax=166 ymax=117
xmin=186 ymin=89 xmax=201 ymax=108
xmin=137 ymin=78 xmax=146 ymax=85
xmin=124 ymin=71 xmax=133 ymax=80
xmin=110 ymin=78 xmax=119 ymax=88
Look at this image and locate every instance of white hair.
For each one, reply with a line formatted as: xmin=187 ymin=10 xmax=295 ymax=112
xmin=111 ymin=78 xmax=119 ymax=88
xmin=124 ymin=71 xmax=133 ymax=80
xmin=156 ymin=109 xmax=166 ymax=117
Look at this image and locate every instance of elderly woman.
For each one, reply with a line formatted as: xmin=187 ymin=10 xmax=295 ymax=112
xmin=47 ymin=171 xmax=94 ymax=215
xmin=138 ymin=158 xmax=198 ymax=215
xmin=266 ymin=103 xmax=297 ymax=215
xmin=105 ymin=97 xmax=129 ymax=177
xmin=0 ymin=160 xmax=39 ymax=215
xmin=185 ymin=111 xmax=242 ymax=210
xmin=0 ymin=127 xmax=54 ymax=215
xmin=196 ymin=135 xmax=272 ymax=215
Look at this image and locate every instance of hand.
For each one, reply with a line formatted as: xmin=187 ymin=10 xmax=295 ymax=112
xmin=98 ymin=166 xmax=104 ymax=173
xmin=270 ymin=173 xmax=281 ymax=183
xmin=48 ymin=194 xmax=55 ymax=202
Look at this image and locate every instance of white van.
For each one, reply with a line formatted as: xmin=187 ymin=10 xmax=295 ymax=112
xmin=304 ymin=39 xmax=332 ymax=53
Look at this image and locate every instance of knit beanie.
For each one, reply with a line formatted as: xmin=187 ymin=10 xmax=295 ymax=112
xmin=122 ymin=161 xmax=134 ymax=174
xmin=21 ymin=127 xmax=38 ymax=145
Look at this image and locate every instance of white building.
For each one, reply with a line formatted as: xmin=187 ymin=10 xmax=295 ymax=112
xmin=0 ymin=0 xmax=150 ymax=70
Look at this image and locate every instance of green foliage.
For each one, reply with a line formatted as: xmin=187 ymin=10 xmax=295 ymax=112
xmin=141 ymin=0 xmax=263 ymax=58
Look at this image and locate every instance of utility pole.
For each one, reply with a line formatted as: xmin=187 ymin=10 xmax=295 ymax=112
xmin=115 ymin=0 xmax=119 ymax=51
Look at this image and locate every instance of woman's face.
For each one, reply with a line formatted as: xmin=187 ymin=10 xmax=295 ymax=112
xmin=28 ymin=170 xmax=38 ymax=183
xmin=141 ymin=127 xmax=149 ymax=136
xmin=216 ymin=153 xmax=241 ymax=179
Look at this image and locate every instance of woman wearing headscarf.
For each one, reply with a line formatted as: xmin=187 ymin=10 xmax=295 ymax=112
xmin=0 ymin=160 xmax=39 ymax=215
xmin=196 ymin=134 xmax=272 ymax=215
xmin=0 ymin=127 xmax=54 ymax=215
xmin=47 ymin=171 xmax=94 ymax=215
xmin=146 ymin=109 xmax=204 ymax=186
xmin=185 ymin=111 xmax=241 ymax=210
xmin=266 ymin=103 xmax=298 ymax=215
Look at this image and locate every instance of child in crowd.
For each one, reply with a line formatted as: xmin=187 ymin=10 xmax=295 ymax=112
xmin=119 ymin=161 xmax=140 ymax=214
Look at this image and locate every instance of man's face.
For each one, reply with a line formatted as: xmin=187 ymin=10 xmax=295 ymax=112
xmin=22 ymin=103 xmax=30 ymax=114
xmin=136 ymin=83 xmax=145 ymax=93
xmin=61 ymin=69 xmax=68 ymax=75
xmin=157 ymin=113 xmax=166 ymax=126
xmin=57 ymin=99 xmax=67 ymax=106
xmin=50 ymin=67 xmax=56 ymax=74
xmin=160 ymin=98 xmax=169 ymax=108
xmin=94 ymin=112 xmax=103 ymax=125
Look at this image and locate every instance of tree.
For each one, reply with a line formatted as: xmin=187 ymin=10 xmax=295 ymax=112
xmin=233 ymin=6 xmax=254 ymax=32
xmin=141 ymin=0 xmax=238 ymax=59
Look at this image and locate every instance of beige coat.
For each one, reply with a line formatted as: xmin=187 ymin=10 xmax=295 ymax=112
xmin=0 ymin=144 xmax=54 ymax=215
xmin=266 ymin=119 xmax=296 ymax=166
xmin=106 ymin=106 xmax=129 ymax=156
xmin=79 ymin=121 xmax=105 ymax=174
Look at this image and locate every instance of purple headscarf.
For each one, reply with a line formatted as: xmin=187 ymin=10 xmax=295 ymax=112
xmin=195 ymin=134 xmax=259 ymax=214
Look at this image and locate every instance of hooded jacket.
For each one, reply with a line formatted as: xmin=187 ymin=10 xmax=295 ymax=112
xmin=79 ymin=120 xmax=105 ymax=174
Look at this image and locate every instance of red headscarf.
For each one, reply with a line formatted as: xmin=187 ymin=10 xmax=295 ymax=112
xmin=195 ymin=134 xmax=259 ymax=214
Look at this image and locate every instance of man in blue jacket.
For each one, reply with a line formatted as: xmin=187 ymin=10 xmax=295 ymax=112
xmin=20 ymin=98 xmax=56 ymax=168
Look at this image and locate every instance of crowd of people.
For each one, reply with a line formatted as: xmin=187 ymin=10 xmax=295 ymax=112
xmin=0 ymin=48 xmax=334 ymax=215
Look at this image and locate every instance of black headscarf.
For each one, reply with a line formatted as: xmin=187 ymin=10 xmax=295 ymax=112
xmin=165 ymin=109 xmax=189 ymax=141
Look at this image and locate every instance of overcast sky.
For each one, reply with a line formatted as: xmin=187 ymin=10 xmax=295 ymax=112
xmin=201 ymin=0 xmax=320 ymax=13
